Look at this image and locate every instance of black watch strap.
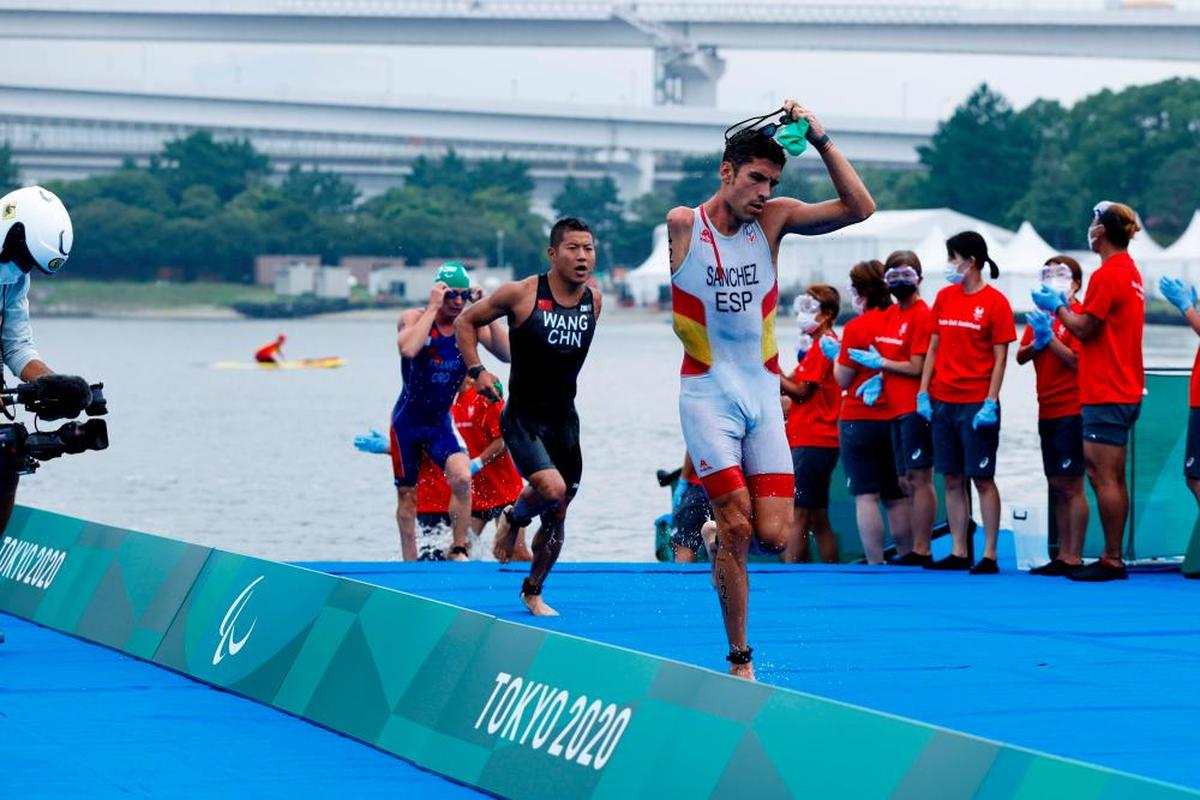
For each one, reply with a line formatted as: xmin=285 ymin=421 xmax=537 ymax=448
xmin=467 ymin=364 xmax=485 ymax=380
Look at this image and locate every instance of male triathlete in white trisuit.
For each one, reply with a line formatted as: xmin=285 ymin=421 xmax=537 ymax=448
xmin=668 ymin=99 xmax=875 ymax=679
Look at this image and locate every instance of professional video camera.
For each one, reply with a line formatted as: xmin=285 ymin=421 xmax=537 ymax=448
xmin=0 ymin=374 xmax=108 ymax=474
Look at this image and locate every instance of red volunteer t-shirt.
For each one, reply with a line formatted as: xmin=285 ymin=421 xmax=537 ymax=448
xmin=452 ymin=388 xmax=524 ymax=511
xmin=416 ymin=454 xmax=451 ymax=515
xmin=786 ymin=333 xmax=840 ymax=448
xmin=875 ymin=300 xmax=933 ymax=417
xmin=1191 ymin=347 xmax=1200 ymax=409
xmin=837 ymin=309 xmax=893 ymax=421
xmin=1020 ymin=301 xmax=1083 ymax=420
xmin=1078 ymin=251 xmax=1145 ymax=405
xmin=930 ymin=284 xmax=1016 ymax=404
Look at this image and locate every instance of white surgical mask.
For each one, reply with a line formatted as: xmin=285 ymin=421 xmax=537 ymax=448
xmin=944 ymin=262 xmax=965 ymax=285
xmin=796 ymin=309 xmax=820 ymax=333
xmin=1047 ymin=277 xmax=1072 ymax=296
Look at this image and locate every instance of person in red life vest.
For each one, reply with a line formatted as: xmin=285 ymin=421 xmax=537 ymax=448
xmin=830 ymin=260 xmax=910 ymax=565
xmin=255 ymin=333 xmax=286 ymax=364
xmin=918 ymin=231 xmax=1016 ymax=574
xmin=1031 ymin=202 xmax=1145 ymax=582
xmin=449 ymin=377 xmax=532 ymax=561
xmin=848 ymin=250 xmax=937 ymax=566
xmin=1159 ymin=273 xmax=1200 ymax=510
xmin=781 ymin=284 xmax=842 ymax=563
xmin=670 ymin=453 xmax=714 ymax=563
xmin=1018 ymin=256 xmax=1088 ymax=577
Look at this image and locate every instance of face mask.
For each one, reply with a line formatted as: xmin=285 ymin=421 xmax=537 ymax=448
xmin=796 ymin=309 xmax=820 ymax=333
xmin=890 ymin=284 xmax=917 ymax=301
xmin=1047 ymin=277 xmax=1072 ymax=296
xmin=851 ymin=295 xmax=867 ymax=314
xmin=944 ymin=262 xmax=965 ymax=285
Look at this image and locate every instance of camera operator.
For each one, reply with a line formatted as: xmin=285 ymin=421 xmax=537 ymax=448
xmin=0 ymin=186 xmax=74 ymax=534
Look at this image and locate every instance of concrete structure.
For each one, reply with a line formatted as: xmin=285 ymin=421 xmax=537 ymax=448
xmin=4 ymin=1 xmax=1200 ymax=107
xmin=255 ymin=254 xmax=321 ymax=287
xmin=314 ymin=266 xmax=351 ymax=299
xmin=274 ymin=263 xmax=317 ymax=296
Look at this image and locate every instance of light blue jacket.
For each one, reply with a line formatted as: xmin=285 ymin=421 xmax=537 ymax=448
xmin=0 ymin=264 xmax=39 ymax=379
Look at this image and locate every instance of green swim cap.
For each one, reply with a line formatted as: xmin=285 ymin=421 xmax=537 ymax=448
xmin=775 ymin=118 xmax=810 ymax=157
xmin=435 ymin=261 xmax=470 ymax=289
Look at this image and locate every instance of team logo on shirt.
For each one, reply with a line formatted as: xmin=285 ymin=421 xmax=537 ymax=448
xmin=1062 ymin=459 xmax=1072 ymax=469
xmin=537 ymin=299 xmax=554 ymax=311
xmin=899 ymin=322 xmax=908 ymax=336
xmin=744 ymin=227 xmax=757 ymax=245
xmin=973 ymin=306 xmax=985 ymax=322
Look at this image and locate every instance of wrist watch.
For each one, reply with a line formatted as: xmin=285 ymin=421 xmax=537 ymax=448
xmin=467 ymin=364 xmax=486 ymax=380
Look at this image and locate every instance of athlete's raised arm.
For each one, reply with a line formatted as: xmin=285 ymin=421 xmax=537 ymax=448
xmin=761 ymin=101 xmax=875 ymax=241
xmin=397 ymin=283 xmax=447 ymax=358
xmin=455 ymin=279 xmax=530 ymax=399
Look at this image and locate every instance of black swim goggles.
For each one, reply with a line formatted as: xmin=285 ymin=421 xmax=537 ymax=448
xmin=724 ymin=107 xmax=792 ymax=143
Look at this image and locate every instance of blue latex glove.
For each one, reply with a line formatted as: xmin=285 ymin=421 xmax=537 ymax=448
xmin=1159 ymin=276 xmax=1198 ymax=314
xmin=818 ymin=335 xmax=841 ymax=361
xmin=671 ymin=480 xmax=688 ymax=511
xmin=1027 ymin=310 xmax=1053 ymax=351
xmin=972 ymin=398 xmax=999 ymax=430
xmin=916 ymin=391 xmax=932 ymax=422
xmin=848 ymin=345 xmax=883 ymax=370
xmin=855 ymin=372 xmax=883 ymax=406
xmin=469 ymin=457 xmax=483 ymax=476
xmin=353 ymin=428 xmax=389 ymax=454
xmin=1030 ymin=283 xmax=1067 ymax=314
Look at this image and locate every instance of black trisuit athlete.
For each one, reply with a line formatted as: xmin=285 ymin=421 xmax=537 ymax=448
xmin=501 ymin=274 xmax=596 ymax=497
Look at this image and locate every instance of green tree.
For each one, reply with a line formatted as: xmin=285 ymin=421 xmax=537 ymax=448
xmin=0 ymin=142 xmax=19 ymax=194
xmin=612 ymin=188 xmax=674 ymax=268
xmin=1142 ymin=146 xmax=1200 ymax=244
xmin=673 ymin=153 xmax=720 ymax=208
xmin=552 ymin=176 xmax=625 ymax=270
xmin=471 ymin=156 xmax=534 ymax=197
xmin=918 ymin=84 xmax=1036 ymax=225
xmin=156 ymin=131 xmax=270 ymax=202
xmin=280 ymin=164 xmax=359 ymax=214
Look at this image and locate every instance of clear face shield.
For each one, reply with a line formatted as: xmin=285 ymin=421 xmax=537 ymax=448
xmin=793 ymin=292 xmax=823 ymax=333
xmin=1041 ymin=262 xmax=1074 ymax=297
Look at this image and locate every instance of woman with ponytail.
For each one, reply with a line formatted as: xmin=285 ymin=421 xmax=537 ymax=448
xmin=1031 ymin=202 xmax=1145 ymax=582
xmin=830 ymin=260 xmax=910 ymax=564
xmin=918 ymin=231 xmax=1016 ymax=574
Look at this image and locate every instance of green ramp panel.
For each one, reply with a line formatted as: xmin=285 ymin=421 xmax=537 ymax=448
xmin=3 ymin=506 xmax=1197 ymax=799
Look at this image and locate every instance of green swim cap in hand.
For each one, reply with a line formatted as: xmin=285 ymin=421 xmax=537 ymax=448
xmin=435 ymin=261 xmax=470 ymax=289
xmin=775 ymin=119 xmax=810 ymax=156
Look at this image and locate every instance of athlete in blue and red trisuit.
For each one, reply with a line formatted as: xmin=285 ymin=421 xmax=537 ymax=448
xmin=392 ymin=262 xmax=509 ymax=561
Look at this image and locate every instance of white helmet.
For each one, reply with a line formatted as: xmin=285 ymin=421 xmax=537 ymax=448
xmin=0 ymin=186 xmax=73 ymax=275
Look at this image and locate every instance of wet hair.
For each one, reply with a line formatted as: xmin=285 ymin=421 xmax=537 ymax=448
xmin=549 ymin=217 xmax=593 ymax=248
xmin=1095 ymin=202 xmax=1141 ymax=249
xmin=946 ymin=231 xmax=999 ymax=280
xmin=806 ymin=283 xmax=841 ymax=320
xmin=722 ymin=129 xmax=787 ymax=172
xmin=1045 ymin=254 xmax=1083 ymax=287
xmin=884 ymin=249 xmax=922 ymax=277
xmin=848 ymin=260 xmax=892 ymax=311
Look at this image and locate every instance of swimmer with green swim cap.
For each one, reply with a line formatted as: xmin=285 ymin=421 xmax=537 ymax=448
xmin=362 ymin=258 xmax=511 ymax=562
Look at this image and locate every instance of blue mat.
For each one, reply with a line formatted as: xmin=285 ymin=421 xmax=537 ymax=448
xmin=0 ymin=615 xmax=481 ymax=798
xmin=313 ymin=559 xmax=1200 ymax=790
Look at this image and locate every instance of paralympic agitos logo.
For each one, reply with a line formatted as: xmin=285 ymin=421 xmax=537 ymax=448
xmin=212 ymin=575 xmax=264 ymax=666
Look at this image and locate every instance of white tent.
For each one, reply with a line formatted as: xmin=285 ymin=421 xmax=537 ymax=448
xmin=910 ymin=225 xmax=951 ymax=299
xmin=993 ymin=221 xmax=1058 ymax=313
xmin=1144 ymin=210 xmax=1200 ymax=287
xmin=624 ymin=223 xmax=671 ymax=306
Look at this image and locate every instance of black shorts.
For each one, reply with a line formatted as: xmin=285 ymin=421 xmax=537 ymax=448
xmin=791 ymin=446 xmax=839 ymax=509
xmin=500 ymin=406 xmax=583 ymax=498
xmin=1187 ymin=407 xmax=1200 ymax=480
xmin=1038 ymin=415 xmax=1085 ymax=478
xmin=670 ymin=482 xmax=711 ymax=552
xmin=890 ymin=413 xmax=934 ymax=475
xmin=838 ymin=419 xmax=903 ymax=499
xmin=932 ymin=400 xmax=1000 ymax=479
xmin=1082 ymin=402 xmax=1141 ymax=448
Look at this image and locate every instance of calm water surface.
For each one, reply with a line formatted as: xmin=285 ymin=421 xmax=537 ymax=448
xmin=18 ymin=312 xmax=1195 ymax=561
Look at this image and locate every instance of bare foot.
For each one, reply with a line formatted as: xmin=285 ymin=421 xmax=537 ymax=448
xmin=728 ymin=662 xmax=755 ymax=681
xmin=492 ymin=506 xmax=517 ymax=563
xmin=522 ymin=593 xmax=559 ymax=616
xmin=449 ymin=550 xmax=470 ymax=562
xmin=512 ymin=543 xmax=533 ymax=562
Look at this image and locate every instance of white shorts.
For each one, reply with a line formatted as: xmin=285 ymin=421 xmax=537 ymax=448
xmin=678 ymin=372 xmax=794 ymax=500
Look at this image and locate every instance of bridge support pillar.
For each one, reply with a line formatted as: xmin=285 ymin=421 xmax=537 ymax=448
xmin=636 ymin=150 xmax=656 ymax=196
xmin=656 ymin=46 xmax=725 ymax=106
